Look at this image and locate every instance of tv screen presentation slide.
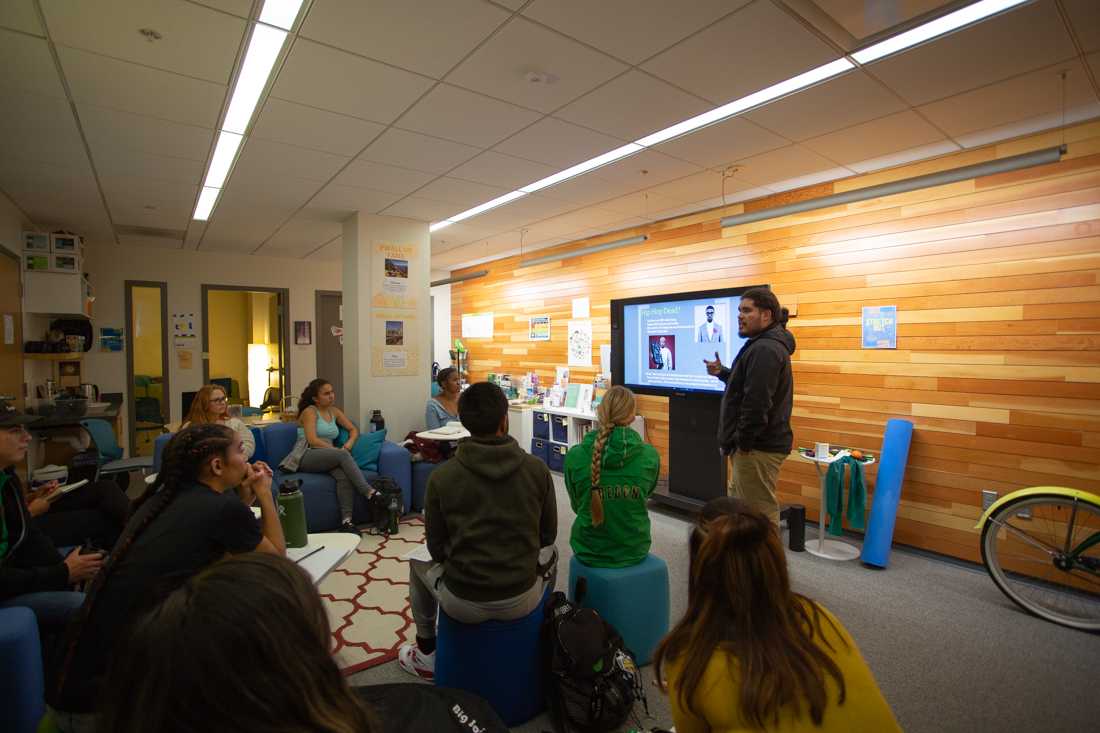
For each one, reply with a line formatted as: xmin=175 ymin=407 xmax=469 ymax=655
xmin=622 ymin=295 xmax=747 ymax=393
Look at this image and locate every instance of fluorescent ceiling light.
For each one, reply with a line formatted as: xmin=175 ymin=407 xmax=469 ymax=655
xmin=852 ymin=0 xmax=1029 ymax=64
xmin=259 ymin=0 xmax=304 ymax=30
xmin=429 ymin=221 xmax=454 ymax=232
xmin=193 ymin=186 xmax=221 ymax=221
xmin=635 ymin=58 xmax=854 ymax=147
xmin=204 ymin=131 xmax=243 ymax=189
xmin=449 ymin=190 xmax=529 ymax=223
xmin=520 ymin=143 xmax=643 ymax=193
xmin=222 ymin=23 xmax=287 ymax=135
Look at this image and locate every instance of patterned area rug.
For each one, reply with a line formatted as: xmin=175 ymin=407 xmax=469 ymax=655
xmin=318 ymin=517 xmax=425 ymax=675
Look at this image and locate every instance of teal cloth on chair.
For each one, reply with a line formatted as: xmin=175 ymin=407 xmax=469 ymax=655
xmin=336 ymin=428 xmax=387 ymax=472
xmin=825 ymin=455 xmax=866 ymax=536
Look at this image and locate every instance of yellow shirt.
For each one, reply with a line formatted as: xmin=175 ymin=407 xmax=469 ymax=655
xmin=667 ymin=605 xmax=901 ymax=733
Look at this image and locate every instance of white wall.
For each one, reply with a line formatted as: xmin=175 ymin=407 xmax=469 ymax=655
xmin=0 ymin=194 xmax=24 ymax=256
xmin=430 ymin=269 xmax=451 ymax=370
xmin=80 ymin=240 xmax=342 ymax=443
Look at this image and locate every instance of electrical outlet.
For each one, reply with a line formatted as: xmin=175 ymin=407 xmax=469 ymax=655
xmin=981 ymin=490 xmax=998 ymax=512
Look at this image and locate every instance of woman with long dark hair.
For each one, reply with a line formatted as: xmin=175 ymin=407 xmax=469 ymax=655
xmin=288 ymin=379 xmax=375 ymax=534
xmin=425 ymin=367 xmax=460 ymax=430
xmin=49 ymin=423 xmax=285 ymax=733
xmin=183 ymin=383 xmax=255 ymax=459
xmin=96 ymin=553 xmax=377 ymax=733
xmin=654 ymin=497 xmax=899 ymax=732
xmin=563 ymin=386 xmax=659 ymax=567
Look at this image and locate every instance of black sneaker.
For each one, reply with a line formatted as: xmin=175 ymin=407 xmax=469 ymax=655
xmin=339 ymin=519 xmax=361 ymax=535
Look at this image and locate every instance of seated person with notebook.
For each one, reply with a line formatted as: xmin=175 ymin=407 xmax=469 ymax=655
xmin=49 ymin=423 xmax=284 ymax=733
xmin=398 ymin=382 xmax=557 ymax=680
xmin=25 ymin=476 xmax=131 ymax=553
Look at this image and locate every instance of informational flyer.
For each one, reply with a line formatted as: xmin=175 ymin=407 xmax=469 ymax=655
xmin=371 ymin=311 xmax=418 ymax=376
xmin=862 ymin=305 xmax=897 ymax=349
xmin=462 ymin=312 xmax=494 ymax=339
xmin=568 ymin=319 xmax=592 ymax=367
xmin=371 ymin=242 xmax=418 ymax=309
xmin=529 ymin=315 xmax=550 ymax=341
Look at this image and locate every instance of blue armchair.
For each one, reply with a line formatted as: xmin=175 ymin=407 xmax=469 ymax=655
xmin=0 ymin=607 xmax=45 ymax=733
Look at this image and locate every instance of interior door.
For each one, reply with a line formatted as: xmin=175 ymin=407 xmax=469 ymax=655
xmin=0 ymin=249 xmax=23 ymax=408
xmin=316 ymin=291 xmax=343 ymax=409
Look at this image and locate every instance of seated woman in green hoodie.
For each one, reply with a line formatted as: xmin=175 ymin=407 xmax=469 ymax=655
xmin=564 ymin=386 xmax=660 ymax=568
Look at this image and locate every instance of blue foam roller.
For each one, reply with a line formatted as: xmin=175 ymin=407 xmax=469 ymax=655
xmin=861 ymin=419 xmax=913 ymax=568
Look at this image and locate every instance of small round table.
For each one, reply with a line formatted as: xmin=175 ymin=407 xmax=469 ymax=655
xmin=798 ymin=451 xmax=876 ymax=562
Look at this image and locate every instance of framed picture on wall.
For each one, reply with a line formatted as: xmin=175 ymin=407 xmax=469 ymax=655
xmin=294 ymin=320 xmax=312 ymax=346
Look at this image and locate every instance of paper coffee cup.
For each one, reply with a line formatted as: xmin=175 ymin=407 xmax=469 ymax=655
xmin=814 ymin=442 xmax=830 ymax=459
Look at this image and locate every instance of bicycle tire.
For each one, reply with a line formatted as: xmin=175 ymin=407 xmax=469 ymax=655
xmin=980 ymin=493 xmax=1100 ymax=631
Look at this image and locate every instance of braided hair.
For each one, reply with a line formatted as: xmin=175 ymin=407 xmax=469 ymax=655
xmin=55 ymin=423 xmax=237 ymax=698
xmin=589 ymin=386 xmax=636 ymax=527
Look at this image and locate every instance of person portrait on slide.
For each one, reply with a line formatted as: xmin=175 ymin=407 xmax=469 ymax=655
xmin=697 ymin=304 xmax=723 ymax=343
xmin=648 ymin=335 xmax=675 ymax=371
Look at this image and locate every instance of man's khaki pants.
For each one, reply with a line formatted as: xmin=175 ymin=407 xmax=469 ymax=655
xmin=728 ymin=450 xmax=787 ymax=525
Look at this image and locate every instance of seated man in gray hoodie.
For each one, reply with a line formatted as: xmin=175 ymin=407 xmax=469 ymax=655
xmin=398 ymin=382 xmax=557 ymax=680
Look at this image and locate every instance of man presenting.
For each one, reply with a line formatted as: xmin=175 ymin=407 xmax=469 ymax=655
xmin=697 ymin=305 xmax=723 ymax=342
xmin=703 ymin=289 xmax=795 ymax=524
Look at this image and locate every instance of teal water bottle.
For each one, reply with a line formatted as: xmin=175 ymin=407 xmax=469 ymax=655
xmin=277 ymin=479 xmax=308 ymax=548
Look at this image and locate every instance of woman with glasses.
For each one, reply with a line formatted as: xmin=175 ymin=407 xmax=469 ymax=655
xmin=183 ymin=384 xmax=255 ymax=460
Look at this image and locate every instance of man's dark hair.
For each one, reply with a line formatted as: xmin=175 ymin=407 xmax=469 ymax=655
xmin=458 ymin=382 xmax=508 ymax=437
xmin=705 ymin=305 xmax=715 ymax=312
xmin=740 ymin=288 xmax=788 ymax=328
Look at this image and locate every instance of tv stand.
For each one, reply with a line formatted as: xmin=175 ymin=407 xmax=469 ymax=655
xmin=651 ymin=392 xmax=726 ymax=512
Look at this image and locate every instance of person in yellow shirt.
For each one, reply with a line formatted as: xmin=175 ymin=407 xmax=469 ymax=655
xmin=654 ymin=497 xmax=901 ymax=733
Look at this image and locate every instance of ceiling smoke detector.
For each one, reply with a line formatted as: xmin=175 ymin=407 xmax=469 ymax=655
xmin=139 ymin=28 xmax=163 ymax=42
xmin=524 ymin=71 xmax=558 ymax=85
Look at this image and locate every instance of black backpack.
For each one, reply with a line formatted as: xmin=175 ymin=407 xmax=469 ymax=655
xmin=355 ymin=682 xmax=509 ymax=732
xmin=365 ymin=476 xmax=405 ymax=535
xmin=542 ymin=586 xmax=648 ymax=733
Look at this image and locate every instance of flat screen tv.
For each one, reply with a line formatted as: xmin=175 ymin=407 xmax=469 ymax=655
xmin=610 ymin=284 xmax=768 ymax=397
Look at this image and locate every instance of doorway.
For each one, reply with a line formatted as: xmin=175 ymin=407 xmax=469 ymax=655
xmin=201 ymin=285 xmax=289 ymax=412
xmin=315 ymin=290 xmax=343 ymax=409
xmin=0 ymin=248 xmax=23 ymax=409
xmin=125 ymin=281 xmax=169 ymax=456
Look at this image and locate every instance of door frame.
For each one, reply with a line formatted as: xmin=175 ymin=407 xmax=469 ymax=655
xmin=0 ymin=247 xmax=23 ymax=407
xmin=124 ymin=280 xmax=169 ymax=454
xmin=314 ymin=289 xmax=342 ymax=409
xmin=200 ymin=284 xmax=291 ymax=405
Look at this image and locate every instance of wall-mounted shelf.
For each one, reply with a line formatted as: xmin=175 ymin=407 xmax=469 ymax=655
xmin=23 ymin=352 xmax=84 ymax=361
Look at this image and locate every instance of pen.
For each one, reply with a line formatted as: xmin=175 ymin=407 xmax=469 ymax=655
xmin=295 ymin=545 xmax=325 ymax=563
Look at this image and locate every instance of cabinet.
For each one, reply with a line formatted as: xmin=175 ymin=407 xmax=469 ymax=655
xmin=515 ymin=403 xmax=645 ymax=473
xmin=23 ymin=271 xmax=92 ymax=317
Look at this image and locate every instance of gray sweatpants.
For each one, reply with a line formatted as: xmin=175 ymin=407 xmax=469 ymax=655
xmin=298 ymin=446 xmax=373 ymax=521
xmin=409 ymin=547 xmax=558 ymax=639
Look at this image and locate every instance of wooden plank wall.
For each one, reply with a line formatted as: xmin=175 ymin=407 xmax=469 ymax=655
xmin=449 ymin=121 xmax=1100 ymax=563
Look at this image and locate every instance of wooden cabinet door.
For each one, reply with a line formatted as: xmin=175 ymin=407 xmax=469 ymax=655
xmin=0 ymin=250 xmax=22 ymax=406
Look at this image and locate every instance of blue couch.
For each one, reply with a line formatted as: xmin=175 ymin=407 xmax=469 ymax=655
xmin=153 ymin=422 xmax=412 ymax=532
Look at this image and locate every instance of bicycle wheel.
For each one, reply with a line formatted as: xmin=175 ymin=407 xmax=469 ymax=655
xmin=981 ymin=493 xmax=1100 ymax=631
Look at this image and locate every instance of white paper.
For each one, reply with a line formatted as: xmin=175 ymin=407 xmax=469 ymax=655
xmin=383 ymin=350 xmax=407 ymax=369
xmin=462 ymin=312 xmax=494 ymax=338
xmin=568 ymin=319 xmax=592 ymax=367
xmin=600 ymin=344 xmax=611 ymax=380
xmin=2 ymin=314 xmax=13 ymax=345
xmin=572 ymin=297 xmax=590 ymax=319
xmin=401 ymin=543 xmax=433 ymax=563
xmin=295 ymin=545 xmax=353 ymax=584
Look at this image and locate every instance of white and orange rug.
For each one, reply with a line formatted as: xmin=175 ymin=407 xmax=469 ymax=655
xmin=319 ymin=517 xmax=426 ymax=675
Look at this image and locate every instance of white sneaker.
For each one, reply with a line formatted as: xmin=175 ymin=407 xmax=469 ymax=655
xmin=397 ymin=641 xmax=435 ymax=680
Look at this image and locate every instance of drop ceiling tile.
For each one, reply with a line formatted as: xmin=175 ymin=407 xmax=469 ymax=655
xmin=745 ymin=70 xmax=906 ymax=142
xmin=493 ymin=117 xmax=626 ymax=168
xmin=0 ymin=154 xmax=97 ymax=198
xmin=598 ymin=190 xmax=690 ymax=217
xmin=555 ymin=70 xmax=713 ymax=141
xmin=100 ymin=175 xmax=198 ymax=212
xmin=379 ymin=196 xmax=463 ymax=222
xmin=645 ymin=170 xmax=727 ymax=203
xmin=223 ymin=175 xmax=322 ymax=210
xmin=398 ymin=84 xmax=542 ymax=148
xmin=79 ymin=105 xmax=214 ymax=162
xmin=333 ymin=160 xmax=436 ymax=196
xmin=414 ymin=177 xmax=511 ymax=208
xmin=0 ymin=0 xmax=43 ymax=35
xmin=0 ymin=91 xmax=86 ymax=167
xmin=457 ymin=193 xmax=574 ymax=232
xmin=0 ymin=29 xmax=66 ymax=98
xmin=188 ymin=1 xmax=251 ymax=19
xmin=232 ymin=138 xmax=349 ymax=185
xmin=448 ymin=17 xmax=627 ymax=114
xmin=118 ymin=233 xmax=184 ymax=250
xmin=361 ymin=128 xmax=481 ymax=174
xmin=449 ymin=150 xmax=557 ymax=189
xmin=60 ymin=46 xmax=225 ymax=128
xmin=41 ymin=0 xmax=246 ymax=84
xmin=300 ymin=0 xmax=508 ymax=78
xmin=93 ymin=148 xmax=204 ymax=185
xmin=954 ymin=103 xmax=1100 ymax=150
xmin=654 ymin=116 xmax=787 ymax=169
xmin=524 ymin=0 xmax=748 ymax=65
xmin=201 ymin=204 xmax=289 ymax=251
xmin=867 ymin=0 xmax=1075 ymax=106
xmin=642 ymin=1 xmax=837 ymax=104
xmin=110 ymin=202 xmax=191 ymax=232
xmin=273 ymin=39 xmax=434 ymax=124
xmin=532 ymin=173 xmax=634 ymax=207
xmin=312 ymin=238 xmax=343 ymax=261
xmin=917 ymin=60 xmax=1098 ymax=142
xmin=262 ymin=215 xmax=343 ymax=255
xmin=310 ymin=184 xmax=403 ymax=215
xmin=801 ymin=110 xmax=947 ymax=166
xmin=252 ymin=98 xmax=385 ymax=157
xmin=733 ymin=144 xmax=845 ymax=189
xmin=1063 ymin=0 xmax=1100 ymax=52
xmin=845 ymin=139 xmax=961 ymax=175
xmin=595 ymin=150 xmax=703 ymax=192
xmin=431 ymin=221 xmax=498 ymax=248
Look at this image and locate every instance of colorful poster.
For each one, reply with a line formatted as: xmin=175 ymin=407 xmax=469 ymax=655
xmin=529 ymin=315 xmax=550 ymax=341
xmin=371 ymin=311 xmax=419 ymax=376
xmin=568 ymin=319 xmax=592 ymax=367
xmin=294 ymin=321 xmax=312 ymax=345
xmin=862 ymin=306 xmax=897 ymax=349
xmin=99 ymin=327 xmax=123 ymax=352
xmin=372 ymin=242 xmax=418 ymax=308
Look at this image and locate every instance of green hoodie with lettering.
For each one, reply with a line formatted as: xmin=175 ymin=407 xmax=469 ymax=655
xmin=564 ymin=426 xmax=660 ymax=568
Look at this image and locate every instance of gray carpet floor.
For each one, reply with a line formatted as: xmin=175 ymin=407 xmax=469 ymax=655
xmin=349 ymin=475 xmax=1100 ymax=732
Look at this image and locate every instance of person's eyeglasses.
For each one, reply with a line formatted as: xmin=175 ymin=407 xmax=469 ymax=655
xmin=3 ymin=426 xmax=30 ymax=437
xmin=210 ymin=396 xmax=228 ymax=404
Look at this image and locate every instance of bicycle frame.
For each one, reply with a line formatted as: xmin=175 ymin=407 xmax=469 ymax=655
xmin=976 ymin=486 xmax=1100 ymax=564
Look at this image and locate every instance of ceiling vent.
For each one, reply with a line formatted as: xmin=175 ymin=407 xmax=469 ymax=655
xmin=114 ymin=224 xmax=186 ymax=242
